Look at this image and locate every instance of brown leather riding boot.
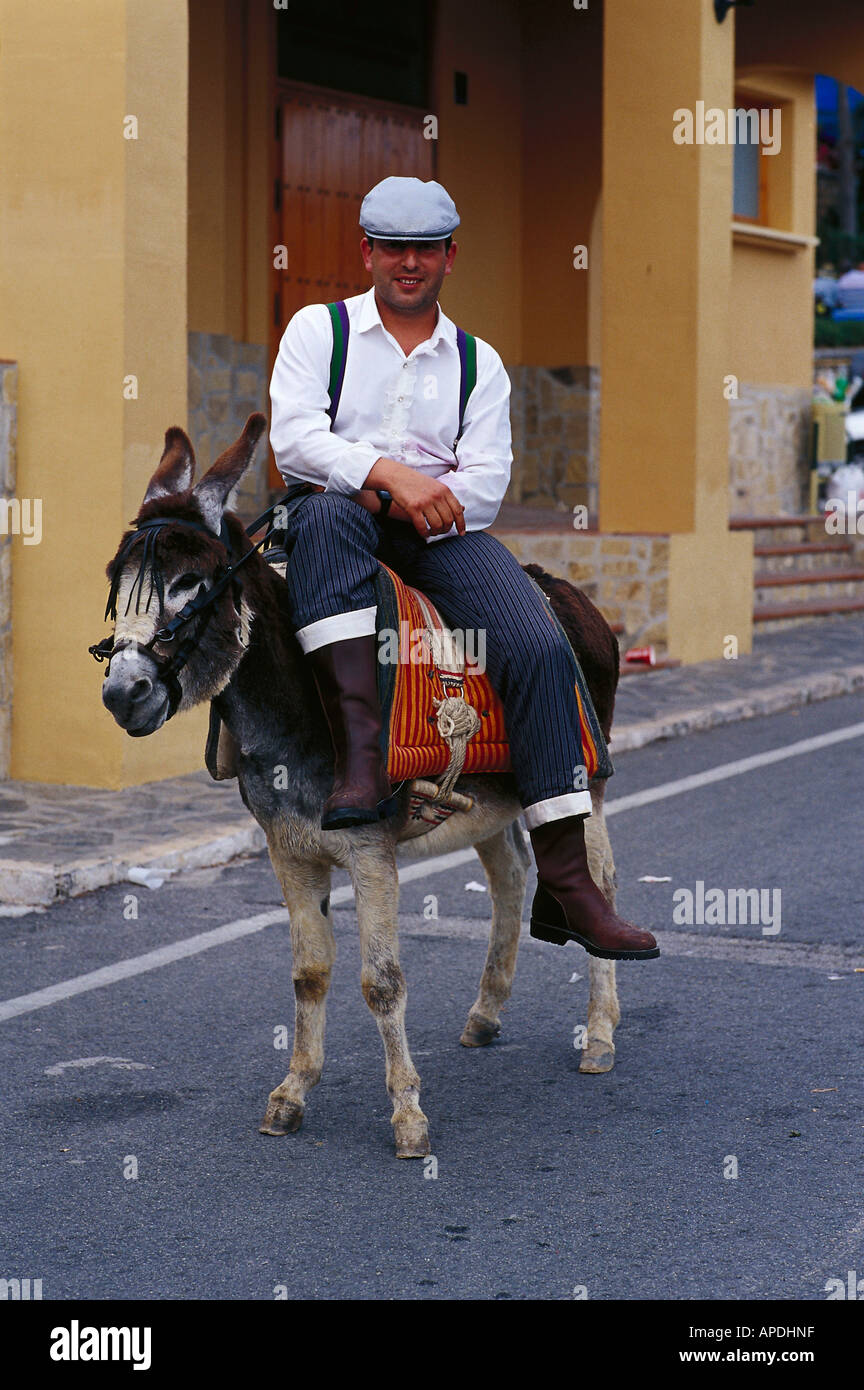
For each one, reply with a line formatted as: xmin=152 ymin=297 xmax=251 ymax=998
xmin=307 ymin=635 xmax=398 ymax=830
xmin=529 ymin=815 xmax=659 ymax=960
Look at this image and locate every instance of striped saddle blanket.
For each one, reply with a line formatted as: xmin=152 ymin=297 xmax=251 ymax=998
xmin=373 ymin=563 xmax=612 ymax=805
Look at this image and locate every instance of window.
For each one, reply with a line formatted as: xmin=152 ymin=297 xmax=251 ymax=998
xmin=733 ymin=137 xmax=762 ymax=221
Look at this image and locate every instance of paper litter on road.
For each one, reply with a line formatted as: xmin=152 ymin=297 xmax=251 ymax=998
xmin=464 ymin=880 xmax=487 ymax=893
xmin=126 ymin=866 xmax=171 ymax=890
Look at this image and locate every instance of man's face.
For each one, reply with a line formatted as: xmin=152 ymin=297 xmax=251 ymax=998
xmin=361 ymin=237 xmax=457 ymax=315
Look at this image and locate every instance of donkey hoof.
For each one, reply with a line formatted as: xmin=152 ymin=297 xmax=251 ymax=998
xmin=579 ymin=1039 xmax=615 ymax=1074
xmin=259 ymin=1095 xmax=304 ymax=1135
xmin=459 ymin=1013 xmax=501 ymax=1048
xmin=393 ymin=1115 xmax=431 ymax=1159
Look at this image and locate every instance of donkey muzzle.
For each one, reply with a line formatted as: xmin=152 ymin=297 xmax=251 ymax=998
xmin=101 ymin=647 xmax=171 ymax=736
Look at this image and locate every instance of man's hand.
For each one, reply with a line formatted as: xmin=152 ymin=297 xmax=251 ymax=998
xmin=363 ymin=457 xmax=466 ymax=537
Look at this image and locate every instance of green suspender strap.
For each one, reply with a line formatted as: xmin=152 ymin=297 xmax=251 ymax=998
xmin=455 ymin=326 xmax=477 ymax=449
xmin=326 ymin=301 xmax=477 ymax=447
xmin=326 ymin=301 xmax=350 ymax=425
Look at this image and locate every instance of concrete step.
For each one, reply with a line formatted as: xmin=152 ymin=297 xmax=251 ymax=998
xmin=753 ymin=539 xmax=856 ymax=573
xmin=754 ymin=569 xmax=864 ymax=607
xmin=753 ymin=596 xmax=864 ymax=631
xmin=731 ymin=513 xmax=828 ymax=548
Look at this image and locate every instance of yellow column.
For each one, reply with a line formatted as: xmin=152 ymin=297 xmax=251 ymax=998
xmin=600 ymin=0 xmax=753 ymax=662
xmin=0 ymin=0 xmax=206 ymax=786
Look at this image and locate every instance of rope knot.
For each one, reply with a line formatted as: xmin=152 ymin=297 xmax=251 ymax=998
xmin=431 ymin=694 xmax=481 ymax=800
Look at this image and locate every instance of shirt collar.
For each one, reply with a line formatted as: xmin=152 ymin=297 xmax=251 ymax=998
xmin=355 ymin=287 xmax=457 ymax=353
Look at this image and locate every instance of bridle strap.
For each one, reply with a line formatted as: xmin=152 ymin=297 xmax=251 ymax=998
xmin=90 ymin=491 xmax=300 ymax=720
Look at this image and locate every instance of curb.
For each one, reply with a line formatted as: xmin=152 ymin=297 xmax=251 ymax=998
xmin=2 ymin=665 xmax=862 ymax=909
xmin=0 ymin=823 xmax=266 ymax=909
xmin=611 ymin=665 xmax=864 ymax=753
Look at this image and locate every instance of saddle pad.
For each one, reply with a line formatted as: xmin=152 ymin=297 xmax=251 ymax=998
xmin=373 ymin=563 xmax=612 ymax=785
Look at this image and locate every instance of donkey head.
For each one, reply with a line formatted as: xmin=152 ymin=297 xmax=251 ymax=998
xmin=99 ymin=413 xmax=267 ymax=737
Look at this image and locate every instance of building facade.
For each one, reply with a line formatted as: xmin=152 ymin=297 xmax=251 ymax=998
xmin=1 ymin=0 xmax=862 ymax=787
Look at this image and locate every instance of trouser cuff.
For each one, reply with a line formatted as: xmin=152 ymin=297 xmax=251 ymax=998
xmin=295 ymin=606 xmax=378 ymax=654
xmin=523 ymin=791 xmax=593 ymax=829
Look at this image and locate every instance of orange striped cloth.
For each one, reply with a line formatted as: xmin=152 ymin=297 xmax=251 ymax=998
xmin=373 ymin=563 xmax=609 ymax=786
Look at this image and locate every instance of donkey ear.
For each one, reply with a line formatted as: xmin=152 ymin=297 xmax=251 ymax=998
xmin=143 ymin=426 xmax=196 ymax=504
xmin=192 ymin=413 xmax=267 ymax=534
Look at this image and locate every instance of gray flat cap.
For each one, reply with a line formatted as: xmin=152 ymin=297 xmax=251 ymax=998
xmin=359 ymin=176 xmax=460 ymax=241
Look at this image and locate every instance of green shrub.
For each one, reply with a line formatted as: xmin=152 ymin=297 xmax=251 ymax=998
xmin=814 ymin=316 xmax=864 ymax=347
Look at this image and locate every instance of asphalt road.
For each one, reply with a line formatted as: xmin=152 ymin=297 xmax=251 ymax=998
xmin=1 ymin=693 xmax=862 ymax=1301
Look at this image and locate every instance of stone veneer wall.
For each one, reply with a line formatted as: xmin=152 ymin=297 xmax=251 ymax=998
xmin=0 ymin=361 xmax=17 ymax=779
xmin=506 ymin=371 xmax=813 ymax=523
xmin=728 ymin=384 xmax=811 ymax=517
xmin=188 ymin=334 xmax=271 ymax=518
xmin=494 ymin=527 xmax=671 ymax=651
xmin=507 ymin=365 xmax=600 ymax=515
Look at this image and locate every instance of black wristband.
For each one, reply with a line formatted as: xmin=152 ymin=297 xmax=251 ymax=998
xmin=377 ymin=490 xmax=393 ymax=519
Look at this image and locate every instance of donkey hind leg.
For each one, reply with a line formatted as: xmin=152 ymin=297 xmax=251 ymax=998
xmin=579 ymin=797 xmax=621 ymax=1075
xmin=260 ymin=857 xmax=335 ymax=1136
xmin=460 ymin=822 xmax=529 ymax=1048
xmin=352 ymin=840 xmax=430 ymax=1159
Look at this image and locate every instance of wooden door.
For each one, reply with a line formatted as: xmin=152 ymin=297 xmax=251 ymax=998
xmin=269 ymin=83 xmax=434 ymax=483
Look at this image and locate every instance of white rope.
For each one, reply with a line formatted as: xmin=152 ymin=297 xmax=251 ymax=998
xmin=412 ymin=591 xmax=482 ymax=802
xmin=432 ymin=695 xmax=481 ymax=800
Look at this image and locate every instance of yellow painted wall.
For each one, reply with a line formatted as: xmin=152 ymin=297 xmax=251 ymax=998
xmin=520 ymin=0 xmax=602 ymax=367
xmin=600 ymin=0 xmax=736 ymax=535
xmin=434 ymin=0 xmax=601 ymax=368
xmin=736 ymin=0 xmax=864 ymax=94
xmin=188 ymin=0 xmax=599 ymax=370
xmin=433 ymin=0 xmax=524 ymax=363
xmin=187 ymin=0 xmax=272 ymax=347
xmin=729 ymin=70 xmax=815 ymax=388
xmin=0 ymin=0 xmax=204 ymax=787
xmin=731 ymin=0 xmax=864 ymax=391
xmin=600 ymin=0 xmax=753 ymax=660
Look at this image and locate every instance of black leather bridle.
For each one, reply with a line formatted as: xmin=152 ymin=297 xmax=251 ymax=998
xmin=88 ymin=492 xmax=299 ymax=722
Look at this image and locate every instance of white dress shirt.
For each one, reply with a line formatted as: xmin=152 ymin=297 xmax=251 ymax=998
xmin=269 ymin=288 xmax=512 ymax=541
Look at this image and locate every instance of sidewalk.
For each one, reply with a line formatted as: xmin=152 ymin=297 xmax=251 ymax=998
xmin=2 ymin=614 xmax=863 ymax=907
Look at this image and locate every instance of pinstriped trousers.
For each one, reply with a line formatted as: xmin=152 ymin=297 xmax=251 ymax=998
xmin=284 ymin=491 xmax=594 ymax=821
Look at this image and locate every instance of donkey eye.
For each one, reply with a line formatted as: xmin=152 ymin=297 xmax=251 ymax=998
xmin=170 ymin=571 xmax=204 ymax=595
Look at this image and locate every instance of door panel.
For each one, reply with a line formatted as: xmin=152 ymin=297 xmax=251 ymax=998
xmin=269 ymin=85 xmax=434 ymax=484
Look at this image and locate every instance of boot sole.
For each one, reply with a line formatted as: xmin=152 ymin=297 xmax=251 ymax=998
xmin=530 ymin=917 xmax=660 ymax=960
xmin=321 ymin=793 xmax=400 ymax=831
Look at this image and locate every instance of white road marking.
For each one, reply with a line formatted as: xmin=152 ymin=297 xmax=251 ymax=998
xmin=0 ymin=849 xmax=477 ymax=1024
xmin=603 ymin=721 xmax=864 ymax=817
xmin=1 ymin=723 xmax=862 ymax=1024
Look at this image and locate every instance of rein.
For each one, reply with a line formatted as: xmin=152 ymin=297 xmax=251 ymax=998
xmin=89 ymin=493 xmax=296 ymax=722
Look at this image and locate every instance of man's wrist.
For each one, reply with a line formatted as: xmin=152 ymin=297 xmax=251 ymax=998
xmin=363 ymin=457 xmax=405 ymax=491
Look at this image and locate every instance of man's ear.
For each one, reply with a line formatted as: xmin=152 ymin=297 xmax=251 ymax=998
xmin=191 ymin=413 xmax=267 ymax=534
xmin=443 ymin=241 xmax=458 ymax=276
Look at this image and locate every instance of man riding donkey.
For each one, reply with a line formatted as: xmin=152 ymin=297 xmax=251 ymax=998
xmin=269 ymin=176 xmax=658 ymax=962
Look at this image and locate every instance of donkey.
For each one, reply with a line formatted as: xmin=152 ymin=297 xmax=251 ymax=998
xmin=97 ymin=414 xmax=623 ymax=1158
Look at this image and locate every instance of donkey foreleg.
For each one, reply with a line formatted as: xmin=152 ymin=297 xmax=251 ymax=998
xmin=461 ymin=823 xmax=529 ymax=1048
xmin=352 ymin=840 xmax=430 ymax=1159
xmin=260 ymin=853 xmax=335 ymax=1136
xmin=580 ymin=798 xmax=621 ymax=1074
